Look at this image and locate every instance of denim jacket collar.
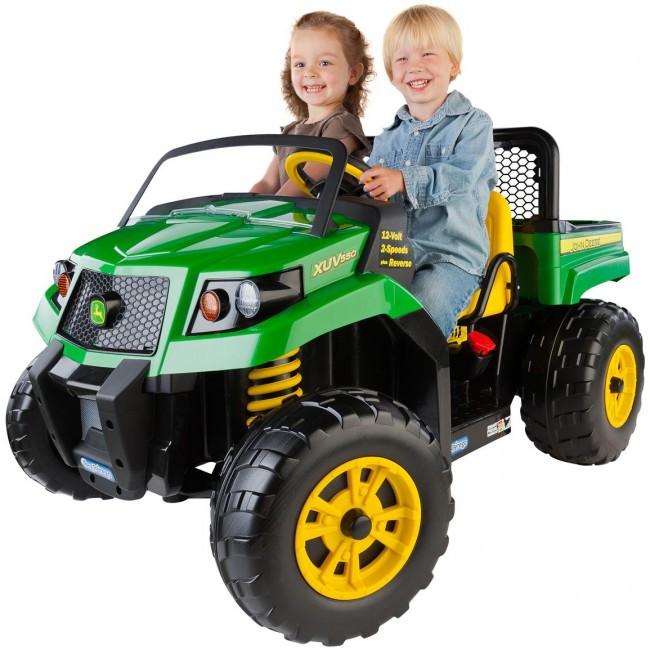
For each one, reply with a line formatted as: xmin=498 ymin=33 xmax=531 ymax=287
xmin=388 ymin=90 xmax=473 ymax=133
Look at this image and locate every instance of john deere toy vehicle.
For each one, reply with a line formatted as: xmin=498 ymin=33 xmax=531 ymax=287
xmin=6 ymin=130 xmax=643 ymax=644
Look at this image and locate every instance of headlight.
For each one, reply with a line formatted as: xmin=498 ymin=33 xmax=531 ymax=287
xmin=187 ymin=268 xmax=302 ymax=335
xmin=53 ymin=260 xmax=70 ymax=284
xmin=235 ymin=281 xmax=261 ymax=318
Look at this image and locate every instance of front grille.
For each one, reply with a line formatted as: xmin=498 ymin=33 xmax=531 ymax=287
xmin=59 ymin=269 xmax=169 ymax=354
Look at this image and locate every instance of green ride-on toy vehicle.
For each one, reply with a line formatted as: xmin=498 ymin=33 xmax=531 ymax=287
xmin=6 ymin=130 xmax=644 ymax=644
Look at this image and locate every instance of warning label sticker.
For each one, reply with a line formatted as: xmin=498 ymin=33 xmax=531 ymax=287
xmin=487 ymin=416 xmax=511 ymax=438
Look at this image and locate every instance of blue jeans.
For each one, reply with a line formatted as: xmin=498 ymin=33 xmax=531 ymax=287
xmin=411 ymin=262 xmax=482 ymax=338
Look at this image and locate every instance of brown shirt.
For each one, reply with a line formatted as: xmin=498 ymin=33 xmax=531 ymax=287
xmin=275 ymin=109 xmax=370 ymax=186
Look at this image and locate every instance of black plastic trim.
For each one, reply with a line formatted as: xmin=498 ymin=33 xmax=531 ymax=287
xmin=394 ymin=310 xmax=452 ymax=462
xmin=187 ymin=267 xmax=303 ymax=335
xmin=450 ymin=406 xmax=511 ymax=461
xmin=458 ymin=253 xmax=519 ymax=326
xmin=493 ymin=127 xmax=560 ymax=222
xmin=95 ymin=360 xmax=152 ymax=498
xmin=28 ymin=341 xmax=78 ymax=467
xmin=120 ymin=134 xmax=348 ymax=237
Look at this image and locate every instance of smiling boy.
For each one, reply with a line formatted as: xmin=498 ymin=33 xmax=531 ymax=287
xmin=360 ymin=5 xmax=497 ymax=338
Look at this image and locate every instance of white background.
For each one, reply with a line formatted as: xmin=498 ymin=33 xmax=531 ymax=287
xmin=1 ymin=1 xmax=649 ymax=648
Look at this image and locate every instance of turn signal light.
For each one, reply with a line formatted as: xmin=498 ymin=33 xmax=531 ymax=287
xmin=200 ymin=290 xmax=221 ymax=321
xmin=57 ymin=273 xmax=71 ymax=298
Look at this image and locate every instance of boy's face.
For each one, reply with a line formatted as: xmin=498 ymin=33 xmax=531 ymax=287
xmin=390 ymin=42 xmax=458 ymax=118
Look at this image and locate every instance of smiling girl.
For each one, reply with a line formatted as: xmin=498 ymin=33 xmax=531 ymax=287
xmin=251 ymin=12 xmax=372 ymax=196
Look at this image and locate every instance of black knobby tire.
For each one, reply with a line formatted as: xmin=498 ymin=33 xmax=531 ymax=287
xmin=6 ymin=369 xmax=109 ymax=500
xmin=521 ymin=300 xmax=644 ymax=465
xmin=210 ymin=388 xmax=453 ymax=645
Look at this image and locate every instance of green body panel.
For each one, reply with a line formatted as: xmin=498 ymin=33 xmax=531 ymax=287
xmin=34 ymin=285 xmax=61 ymax=342
xmin=33 ymin=198 xmax=422 ymax=376
xmin=37 ymin=274 xmax=420 ymax=376
xmin=513 ymin=222 xmax=629 ymax=304
xmin=34 ymin=192 xmax=634 ymax=376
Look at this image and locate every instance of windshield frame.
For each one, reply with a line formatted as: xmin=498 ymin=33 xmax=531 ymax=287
xmin=119 ymin=134 xmax=348 ymax=238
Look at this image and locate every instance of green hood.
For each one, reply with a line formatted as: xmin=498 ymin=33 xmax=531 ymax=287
xmin=70 ymin=199 xmax=368 ymax=282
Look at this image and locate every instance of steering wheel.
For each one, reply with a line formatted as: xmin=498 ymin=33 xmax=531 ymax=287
xmin=284 ymin=150 xmax=370 ymax=198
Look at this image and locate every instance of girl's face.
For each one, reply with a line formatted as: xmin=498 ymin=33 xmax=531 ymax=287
xmin=290 ymin=28 xmax=363 ymax=116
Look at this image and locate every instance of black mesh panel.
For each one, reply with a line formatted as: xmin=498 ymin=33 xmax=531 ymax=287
xmin=59 ymin=270 xmax=169 ymax=354
xmin=495 ymin=146 xmax=539 ymax=220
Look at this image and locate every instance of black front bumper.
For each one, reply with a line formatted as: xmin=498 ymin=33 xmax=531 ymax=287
xmin=29 ymin=341 xmax=152 ymax=500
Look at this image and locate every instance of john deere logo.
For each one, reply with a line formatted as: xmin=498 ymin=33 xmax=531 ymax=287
xmin=90 ymin=298 xmax=106 ymax=325
xmin=89 ymin=291 xmax=121 ymax=328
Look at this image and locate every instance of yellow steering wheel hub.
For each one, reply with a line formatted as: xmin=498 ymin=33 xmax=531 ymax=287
xmin=285 ymin=151 xmax=364 ymax=198
xmin=294 ymin=456 xmax=421 ymax=600
xmin=604 ymin=343 xmax=637 ymax=428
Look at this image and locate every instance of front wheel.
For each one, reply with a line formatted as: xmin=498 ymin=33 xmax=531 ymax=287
xmin=210 ymin=388 xmax=453 ymax=644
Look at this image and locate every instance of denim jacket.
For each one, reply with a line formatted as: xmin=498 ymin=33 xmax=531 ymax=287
xmin=368 ymin=90 xmax=497 ymax=276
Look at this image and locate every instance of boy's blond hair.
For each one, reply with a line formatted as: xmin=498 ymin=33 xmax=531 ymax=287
xmin=383 ymin=5 xmax=462 ymax=81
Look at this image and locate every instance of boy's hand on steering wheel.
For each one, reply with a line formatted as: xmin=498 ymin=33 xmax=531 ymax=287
xmin=359 ymin=166 xmax=405 ymax=201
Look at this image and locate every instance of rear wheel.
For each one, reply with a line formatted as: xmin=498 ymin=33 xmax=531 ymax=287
xmin=210 ymin=388 xmax=453 ymax=644
xmin=520 ymin=300 xmax=644 ymax=464
xmin=6 ymin=368 xmax=109 ymax=499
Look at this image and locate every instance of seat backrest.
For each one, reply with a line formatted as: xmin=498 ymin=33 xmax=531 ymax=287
xmin=456 ymin=191 xmax=514 ymax=321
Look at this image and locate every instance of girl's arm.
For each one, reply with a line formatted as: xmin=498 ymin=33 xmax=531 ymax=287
xmin=275 ymin=135 xmax=359 ymax=197
xmin=250 ymin=156 xmax=281 ymax=194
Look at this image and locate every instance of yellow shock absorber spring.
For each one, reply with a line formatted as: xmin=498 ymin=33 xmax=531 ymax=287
xmin=245 ymin=347 xmax=303 ymax=426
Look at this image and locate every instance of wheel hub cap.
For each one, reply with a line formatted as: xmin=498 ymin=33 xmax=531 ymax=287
xmin=604 ymin=344 xmax=637 ymax=428
xmin=294 ymin=456 xmax=421 ymax=600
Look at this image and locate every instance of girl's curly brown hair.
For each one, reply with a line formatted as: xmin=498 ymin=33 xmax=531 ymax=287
xmin=282 ymin=12 xmax=374 ymax=120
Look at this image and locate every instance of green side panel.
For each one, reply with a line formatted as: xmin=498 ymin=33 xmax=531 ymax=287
xmin=33 ymin=285 xmax=61 ymax=342
xmin=513 ymin=222 xmax=630 ymax=304
xmin=159 ymin=274 xmax=420 ymax=375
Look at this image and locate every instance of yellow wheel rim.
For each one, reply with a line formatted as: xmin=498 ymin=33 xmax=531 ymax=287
xmin=604 ymin=343 xmax=637 ymax=428
xmin=284 ymin=151 xmax=364 ymax=198
xmin=294 ymin=456 xmax=421 ymax=600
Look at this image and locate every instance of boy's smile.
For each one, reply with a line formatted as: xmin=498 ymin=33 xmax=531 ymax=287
xmin=391 ymin=44 xmax=459 ymax=121
xmin=407 ymin=79 xmax=432 ymax=90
